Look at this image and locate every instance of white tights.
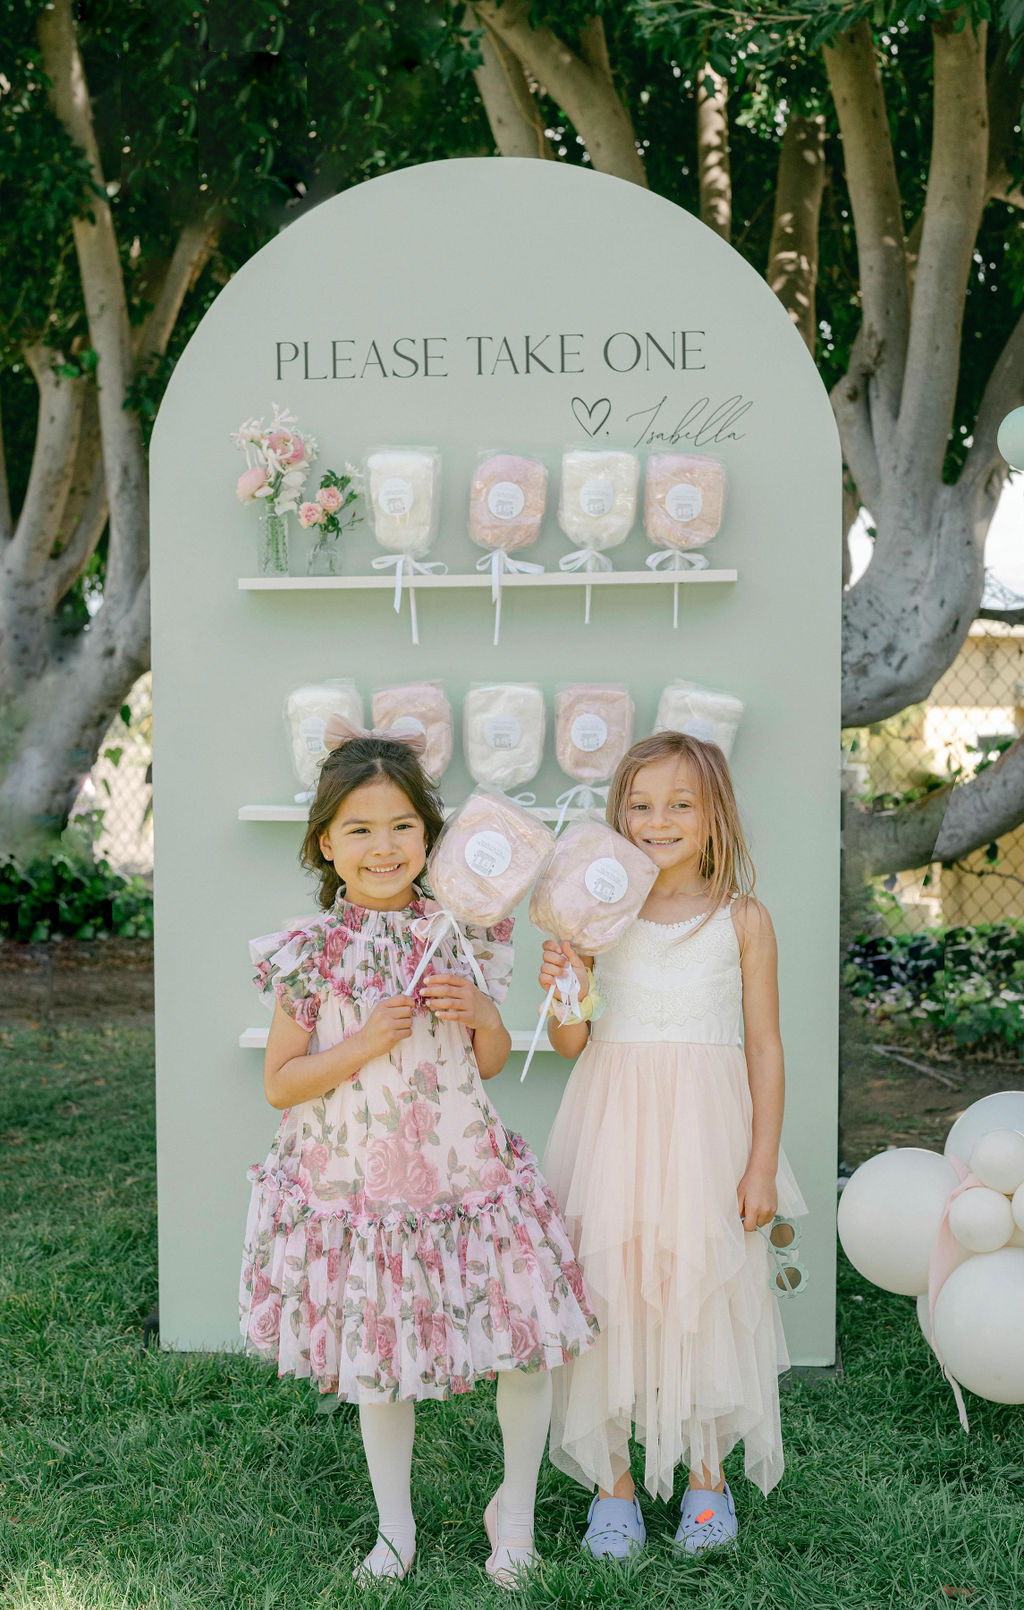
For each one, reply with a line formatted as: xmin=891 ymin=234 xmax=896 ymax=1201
xmin=357 ymin=1370 xmax=553 ymax=1577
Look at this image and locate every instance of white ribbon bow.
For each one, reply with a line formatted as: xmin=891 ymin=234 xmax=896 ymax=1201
xmin=407 ymin=909 xmax=488 ymax=996
xmin=475 ymin=551 xmax=545 ymax=645
xmin=371 ymin=554 xmax=449 ymax=645
xmin=645 ymin=548 xmax=709 ymax=629
xmin=553 ymin=782 xmax=610 ymax=835
xmin=520 ymin=960 xmax=581 ymax=1082
xmin=558 ymin=548 xmax=613 ymax=624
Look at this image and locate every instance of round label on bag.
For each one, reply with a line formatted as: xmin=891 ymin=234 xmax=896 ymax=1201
xmin=487 ymin=481 xmax=525 ymax=521
xmin=464 ymin=830 xmax=512 ymax=879
xmin=298 ymin=716 xmax=326 ymax=753
xmin=571 ymin=713 xmax=608 ymax=752
xmin=578 ymin=478 xmax=614 ymax=518
xmin=484 ymin=714 xmax=522 ymax=751
xmin=389 ymin=715 xmax=427 ymax=739
xmin=665 ymin=482 xmax=703 ymax=522
xmin=584 ymin=857 xmax=629 ymax=904
xmin=378 ymin=476 xmax=414 ymax=516
xmin=682 ymin=716 xmax=716 ymax=743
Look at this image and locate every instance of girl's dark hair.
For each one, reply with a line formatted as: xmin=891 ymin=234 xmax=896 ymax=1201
xmin=300 ymin=737 xmax=445 ymax=909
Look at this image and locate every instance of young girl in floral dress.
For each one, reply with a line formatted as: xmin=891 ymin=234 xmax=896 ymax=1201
xmin=539 ymin=732 xmax=806 ymax=1558
xmin=239 ymin=725 xmax=596 ymax=1584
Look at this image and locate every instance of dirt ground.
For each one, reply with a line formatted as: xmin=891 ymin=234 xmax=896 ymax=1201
xmin=1 ymin=940 xmax=1019 ymax=1167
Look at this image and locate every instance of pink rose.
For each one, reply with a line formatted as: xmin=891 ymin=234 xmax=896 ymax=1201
xmin=491 ymin=916 xmax=515 ymax=944
xmin=479 ymin=1159 xmax=511 ymax=1191
xmin=298 ymin=500 xmax=325 ymax=528
xmin=362 ymin=1298 xmax=378 ymax=1352
xmin=413 ymin=1296 xmax=433 ymax=1352
xmin=248 ymin=1296 xmax=281 ymax=1349
xmin=403 ymin=1153 xmax=440 ymax=1209
xmin=364 ymin=1138 xmax=407 ymax=1200
xmin=564 ymin=1260 xmax=587 ymax=1306
xmin=236 ymin=464 xmax=268 ymax=503
xmin=306 ymin=1222 xmax=324 ymax=1262
xmin=431 ymin=1313 xmax=448 ymax=1357
xmin=487 ymin=1277 xmax=510 ymax=1333
xmin=399 ymin=1101 xmax=438 ymax=1147
xmin=327 ymin=1246 xmax=342 ymax=1287
xmin=510 ymin=1312 xmax=540 ymax=1363
xmin=458 ymin=1238 xmax=469 ymax=1283
xmin=302 ymin=1142 xmax=329 ymax=1175
xmin=326 ymin=926 xmax=350 ymax=966
xmin=451 ymin=1372 xmax=472 ymax=1395
xmin=310 ymin=1319 xmax=329 ymax=1374
xmin=266 ymin=429 xmax=306 ymax=464
xmin=252 ymin=1269 xmax=272 ymax=1306
xmin=377 ymin=1317 xmax=397 ymax=1363
xmin=317 ymin=484 xmax=344 ymax=512
xmin=388 ymin=1248 xmax=404 ymax=1291
xmin=420 ymin=1242 xmax=442 ymax=1276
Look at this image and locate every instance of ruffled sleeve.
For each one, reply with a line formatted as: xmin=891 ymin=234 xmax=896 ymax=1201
xmin=461 ymin=914 xmax=516 ymax=1004
xmin=249 ymin=923 xmax=329 ymax=1033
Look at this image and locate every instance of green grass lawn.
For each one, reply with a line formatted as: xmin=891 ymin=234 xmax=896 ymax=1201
xmin=1 ymin=1025 xmax=1022 ymax=1610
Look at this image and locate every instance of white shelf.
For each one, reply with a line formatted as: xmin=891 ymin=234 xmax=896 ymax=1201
xmin=238 ymin=568 xmax=736 ymax=591
xmin=240 ymin=1025 xmax=547 ymax=1054
xmin=239 ymin=803 xmax=591 ymax=823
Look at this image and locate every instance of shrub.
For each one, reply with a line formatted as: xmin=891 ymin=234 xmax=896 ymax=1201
xmin=844 ymin=923 xmax=1024 ymax=1052
xmin=0 ymin=852 xmax=153 ymax=941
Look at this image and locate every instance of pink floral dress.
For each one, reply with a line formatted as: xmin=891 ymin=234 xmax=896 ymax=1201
xmin=240 ymin=890 xmax=598 ymax=1402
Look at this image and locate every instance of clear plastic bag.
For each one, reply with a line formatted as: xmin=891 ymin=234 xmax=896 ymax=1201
xmin=283 ymin=680 xmax=363 ymax=799
xmin=371 ymin=680 xmax=453 ymax=782
xmin=366 ymin=447 xmax=442 ymax=557
xmin=428 ymin=790 xmax=555 ymax=927
xmin=529 ymin=819 xmax=658 ymax=956
xmin=655 ymin=680 xmax=743 ymax=758
xmin=557 ymin=450 xmax=639 ymax=551
xmin=463 ymin=683 xmax=546 ymax=790
xmin=554 ymin=683 xmax=635 ymax=784
xmin=468 ymin=452 xmax=547 ymax=553
xmin=644 ymin=453 xmax=726 ymax=554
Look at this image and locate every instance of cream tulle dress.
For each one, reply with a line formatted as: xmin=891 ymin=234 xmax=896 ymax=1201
xmin=543 ymin=901 xmax=806 ymax=1500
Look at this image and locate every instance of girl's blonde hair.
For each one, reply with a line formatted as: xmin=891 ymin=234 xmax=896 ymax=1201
xmin=606 ymin=732 xmax=755 ymax=923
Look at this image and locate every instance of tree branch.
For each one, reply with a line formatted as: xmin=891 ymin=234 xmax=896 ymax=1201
xmin=470 ymin=2 xmax=648 ymax=186
xmin=10 ymin=347 xmax=84 ymax=579
xmin=830 ymin=329 xmax=882 ymax=515
xmin=465 ymin=9 xmax=553 ymax=160
xmin=50 ymin=462 xmax=107 ymax=605
xmin=896 ymin=12 xmax=989 ymax=493
xmin=846 ymin=786 xmax=952 ymax=877
xmin=696 ymin=63 xmax=731 ymax=242
xmin=134 ymin=212 xmax=219 ymax=365
xmin=961 ymin=300 xmax=1024 ymax=495
xmin=822 ymin=20 xmax=909 ymax=426
xmin=934 ymin=738 xmax=1024 ymax=863
xmin=37 ymin=0 xmax=148 ymax=608
xmin=766 ymin=112 xmax=826 ymax=353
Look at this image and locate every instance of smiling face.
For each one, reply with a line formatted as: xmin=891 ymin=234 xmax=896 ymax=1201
xmin=624 ymin=754 xmax=708 ymax=874
xmin=318 ymin=776 xmax=428 ymax=909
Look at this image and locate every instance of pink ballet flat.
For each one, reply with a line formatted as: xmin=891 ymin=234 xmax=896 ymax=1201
xmin=484 ymin=1489 xmax=540 ymax=1587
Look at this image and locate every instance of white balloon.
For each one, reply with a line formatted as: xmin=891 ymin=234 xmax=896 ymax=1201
xmin=970 ymin=1128 xmax=1024 ymax=1195
xmin=916 ymin=1292 xmax=936 ymax=1351
xmin=932 ymin=1248 xmax=1024 ymax=1403
xmin=1011 ymin=1183 xmax=1024 ymax=1235
xmin=945 ymin=1092 xmax=1024 ymax=1169
xmin=837 ymin=1148 xmax=958 ymax=1296
xmin=1009 ymin=1222 xmax=1024 ymax=1248
xmin=948 ymin=1186 xmax=1014 ymax=1252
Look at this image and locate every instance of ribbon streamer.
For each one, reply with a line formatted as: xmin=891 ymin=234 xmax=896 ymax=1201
xmin=520 ymin=963 xmax=580 ymax=1082
xmin=475 ymin=551 xmax=545 ymax=646
xmin=407 ymin=909 xmax=488 ymax=996
xmin=925 ymin=1152 xmax=978 ymax=1434
xmin=371 ymin=554 xmax=449 ymax=645
xmin=559 ymin=549 xmax=613 ymax=626
xmin=553 ymin=782 xmax=610 ymax=835
xmin=645 ymin=548 xmax=709 ymax=629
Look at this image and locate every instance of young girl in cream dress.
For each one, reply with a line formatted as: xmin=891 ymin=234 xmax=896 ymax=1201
xmin=539 ymin=731 xmax=805 ymax=1557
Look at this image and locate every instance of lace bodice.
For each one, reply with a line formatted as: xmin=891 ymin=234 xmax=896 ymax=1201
xmin=591 ymin=903 xmax=742 ymax=1044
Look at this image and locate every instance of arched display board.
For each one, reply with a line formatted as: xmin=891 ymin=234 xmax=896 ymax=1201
xmin=152 ymin=158 xmax=840 ymax=1364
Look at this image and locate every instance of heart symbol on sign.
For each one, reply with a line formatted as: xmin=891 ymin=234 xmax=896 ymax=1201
xmin=571 ymin=397 xmax=612 ymax=437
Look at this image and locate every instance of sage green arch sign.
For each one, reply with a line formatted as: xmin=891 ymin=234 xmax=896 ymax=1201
xmin=152 ymin=158 xmax=840 ymax=1365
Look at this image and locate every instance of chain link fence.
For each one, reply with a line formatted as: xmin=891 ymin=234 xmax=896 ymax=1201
xmin=845 ymin=620 xmax=1024 ymax=934
xmin=69 ymin=673 xmax=153 ymax=881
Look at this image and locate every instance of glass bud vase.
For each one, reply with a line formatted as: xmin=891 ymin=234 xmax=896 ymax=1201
xmin=307 ymin=530 xmax=343 ymax=576
xmin=258 ymin=510 xmax=289 ymax=576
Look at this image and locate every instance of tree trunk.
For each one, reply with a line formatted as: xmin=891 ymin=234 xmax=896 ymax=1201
xmin=696 ymin=65 xmax=730 ymax=241
xmin=766 ymin=114 xmax=826 ymax=353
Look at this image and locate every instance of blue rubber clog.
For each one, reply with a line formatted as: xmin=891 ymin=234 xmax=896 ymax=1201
xmin=674 ymin=1482 xmax=738 ymax=1554
xmin=582 ymin=1494 xmax=646 ymax=1560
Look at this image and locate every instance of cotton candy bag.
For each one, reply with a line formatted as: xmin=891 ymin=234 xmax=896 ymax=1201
xmin=463 ymin=683 xmax=546 ymax=791
xmin=644 ymin=453 xmax=726 ymax=555
xmin=468 ymin=453 xmax=547 ymax=644
xmin=557 ymin=449 xmax=639 ymax=623
xmin=529 ymin=820 xmax=658 ymax=956
xmin=655 ymin=680 xmax=743 ymax=758
xmin=554 ymin=684 xmax=635 ymax=811
xmin=366 ymin=446 xmax=446 ymax=642
xmin=283 ymin=681 xmax=363 ymax=800
xmin=371 ymin=681 xmax=453 ymax=782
